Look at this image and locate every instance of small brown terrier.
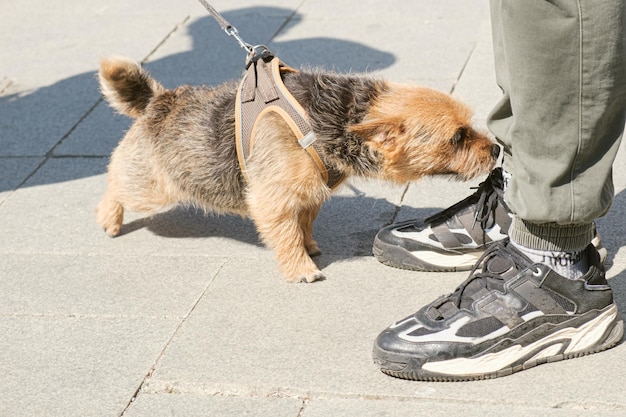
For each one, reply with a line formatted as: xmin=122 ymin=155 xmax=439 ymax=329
xmin=97 ymin=56 xmax=498 ymax=283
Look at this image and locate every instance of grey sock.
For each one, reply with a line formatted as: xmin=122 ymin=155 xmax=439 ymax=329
xmin=511 ymin=241 xmax=588 ymax=280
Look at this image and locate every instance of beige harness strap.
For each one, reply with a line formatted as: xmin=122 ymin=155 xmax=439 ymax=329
xmin=235 ymin=56 xmax=344 ymax=189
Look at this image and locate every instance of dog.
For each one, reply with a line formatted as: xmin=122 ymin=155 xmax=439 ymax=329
xmin=96 ymin=56 xmax=498 ymax=283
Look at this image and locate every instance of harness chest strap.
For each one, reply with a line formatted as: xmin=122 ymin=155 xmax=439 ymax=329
xmin=234 ymin=56 xmax=344 ymax=189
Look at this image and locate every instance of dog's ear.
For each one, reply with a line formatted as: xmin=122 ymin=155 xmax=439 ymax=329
xmin=349 ymin=118 xmax=400 ymax=145
xmin=451 ymin=127 xmax=467 ymax=145
xmin=349 ymin=119 xmax=384 ymax=141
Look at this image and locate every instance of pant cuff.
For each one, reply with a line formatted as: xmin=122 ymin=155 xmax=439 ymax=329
xmin=509 ymin=217 xmax=594 ymax=252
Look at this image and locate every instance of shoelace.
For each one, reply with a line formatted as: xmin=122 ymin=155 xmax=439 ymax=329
xmin=433 ymin=240 xmax=534 ymax=316
xmin=423 ymin=168 xmax=505 ymax=230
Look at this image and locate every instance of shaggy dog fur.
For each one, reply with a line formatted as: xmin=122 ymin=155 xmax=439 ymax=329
xmin=96 ymin=56 xmax=499 ymax=282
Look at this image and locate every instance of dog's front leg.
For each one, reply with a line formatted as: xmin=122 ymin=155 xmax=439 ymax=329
xmin=247 ymin=188 xmax=325 ymax=283
xmin=250 ymin=204 xmax=324 ymax=283
xmin=300 ymin=205 xmax=322 ymax=257
xmin=244 ymin=112 xmax=330 ymax=282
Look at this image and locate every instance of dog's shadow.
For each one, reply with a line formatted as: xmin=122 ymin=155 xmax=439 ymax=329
xmin=1 ymin=6 xmax=396 ymax=193
xmin=144 ymin=9 xmax=397 ymax=92
xmin=107 ymin=8 xmax=399 ymax=265
xmin=117 ymin=193 xmax=413 ymax=263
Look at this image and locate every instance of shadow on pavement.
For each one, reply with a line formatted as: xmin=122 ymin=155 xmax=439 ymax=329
xmin=0 ymin=6 xmax=396 ymax=190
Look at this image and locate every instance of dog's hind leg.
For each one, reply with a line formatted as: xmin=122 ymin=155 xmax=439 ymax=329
xmin=97 ymin=128 xmax=177 ymax=236
xmin=96 ymin=163 xmax=177 ymax=236
xmin=96 ymin=174 xmax=125 ymax=237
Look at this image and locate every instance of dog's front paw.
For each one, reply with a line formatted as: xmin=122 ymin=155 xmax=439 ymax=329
xmin=288 ymin=270 xmax=326 ymax=284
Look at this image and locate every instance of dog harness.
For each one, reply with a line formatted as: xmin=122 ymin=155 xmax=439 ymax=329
xmin=235 ymin=52 xmax=344 ymax=189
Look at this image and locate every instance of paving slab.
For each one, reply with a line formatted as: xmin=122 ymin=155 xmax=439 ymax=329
xmin=0 ymin=156 xmax=43 ymax=202
xmin=0 ymin=315 xmax=175 ymax=417
xmin=0 ymin=1 xmax=189 ymax=158
xmin=0 ymin=254 xmax=225 ymax=316
xmin=144 ymin=2 xmax=304 ymax=87
xmin=2 ymin=1 xmax=626 ymax=417
xmin=0 ymin=156 xmax=262 ymax=256
xmin=123 ymin=393 xmax=303 ymax=417
xmin=141 ymin=257 xmax=626 ymax=412
xmin=276 ymin=0 xmax=491 ymax=88
xmin=301 ymin=397 xmax=626 ymax=417
xmin=54 ymin=102 xmax=133 ymax=157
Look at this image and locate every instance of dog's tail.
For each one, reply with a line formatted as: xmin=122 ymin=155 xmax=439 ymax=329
xmin=98 ymin=56 xmax=164 ymax=118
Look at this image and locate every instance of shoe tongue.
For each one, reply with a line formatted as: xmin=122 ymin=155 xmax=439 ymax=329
xmin=431 ymin=242 xmax=532 ymax=318
xmin=485 ymin=255 xmax=514 ymax=274
xmin=482 ymin=242 xmax=530 ymax=279
xmin=456 ymin=243 xmax=527 ymax=310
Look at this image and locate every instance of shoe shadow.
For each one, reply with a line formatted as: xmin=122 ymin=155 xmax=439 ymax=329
xmin=598 ymin=188 xmax=626 ymax=315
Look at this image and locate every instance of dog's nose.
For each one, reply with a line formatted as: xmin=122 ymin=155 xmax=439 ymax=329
xmin=491 ymin=144 xmax=501 ymax=159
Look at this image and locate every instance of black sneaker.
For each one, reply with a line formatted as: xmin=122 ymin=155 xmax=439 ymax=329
xmin=373 ymin=240 xmax=623 ymax=381
xmin=373 ymin=168 xmax=512 ymax=272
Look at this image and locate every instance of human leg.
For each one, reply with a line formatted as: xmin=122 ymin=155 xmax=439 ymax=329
xmin=373 ymin=0 xmax=626 ymax=380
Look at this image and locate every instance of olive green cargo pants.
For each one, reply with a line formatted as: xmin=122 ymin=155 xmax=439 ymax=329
xmin=487 ymin=0 xmax=626 ymax=251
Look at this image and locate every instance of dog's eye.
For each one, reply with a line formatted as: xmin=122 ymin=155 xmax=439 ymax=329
xmin=451 ymin=127 xmax=468 ymax=145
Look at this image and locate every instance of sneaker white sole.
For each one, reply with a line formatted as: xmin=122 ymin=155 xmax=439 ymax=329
xmin=372 ymin=236 xmax=485 ymax=272
xmin=375 ymin=304 xmax=624 ymax=381
xmin=407 ymin=249 xmax=484 ymax=270
xmin=423 ymin=304 xmax=623 ymax=376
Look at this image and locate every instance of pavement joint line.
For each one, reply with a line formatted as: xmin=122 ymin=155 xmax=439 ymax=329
xmin=6 ymin=15 xmax=193 ymax=207
xmin=551 ymin=400 xmax=626 ymax=411
xmin=141 ymin=15 xmax=191 ymax=65
xmin=0 ymin=251 xmax=233 ymax=257
xmin=449 ymin=40 xmax=478 ymax=95
xmin=0 ymin=250 xmax=252 ymax=261
xmin=139 ymin=381 xmax=626 ymax=411
xmin=47 ymin=154 xmax=109 ymax=158
xmin=295 ymin=397 xmax=309 ymax=417
xmin=118 ymin=258 xmax=229 ymax=417
xmin=0 ymin=76 xmax=13 ymax=96
xmin=0 ymin=155 xmax=46 ymax=159
xmin=0 ymin=313 xmax=187 ymax=320
xmin=267 ymin=0 xmax=306 ymax=45
xmin=47 ymin=98 xmax=104 ymax=158
xmin=139 ymin=380 xmax=626 ymax=410
xmin=386 ymin=184 xmax=410 ymax=226
xmin=9 ymin=97 xmax=104 ymax=199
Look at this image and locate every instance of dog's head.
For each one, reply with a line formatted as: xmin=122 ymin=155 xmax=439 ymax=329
xmin=349 ymin=85 xmax=498 ymax=183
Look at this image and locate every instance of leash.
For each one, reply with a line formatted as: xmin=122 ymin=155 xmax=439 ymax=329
xmin=196 ymin=0 xmax=345 ymax=189
xmin=197 ymin=0 xmax=253 ymax=53
xmin=196 ymin=0 xmax=271 ymax=65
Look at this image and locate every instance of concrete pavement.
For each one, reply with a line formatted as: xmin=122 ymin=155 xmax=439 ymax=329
xmin=1 ymin=1 xmax=626 ymax=416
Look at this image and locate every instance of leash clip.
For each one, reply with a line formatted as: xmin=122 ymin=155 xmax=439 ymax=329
xmin=224 ymin=26 xmax=255 ymax=54
xmin=245 ymin=45 xmax=274 ymax=68
xmin=198 ymin=0 xmax=267 ymax=58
